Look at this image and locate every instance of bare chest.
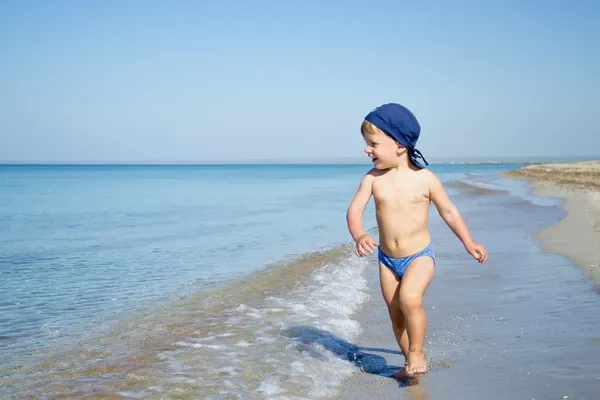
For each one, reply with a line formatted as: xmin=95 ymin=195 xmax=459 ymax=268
xmin=372 ymin=177 xmax=428 ymax=208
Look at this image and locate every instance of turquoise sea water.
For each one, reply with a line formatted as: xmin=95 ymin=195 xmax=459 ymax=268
xmin=4 ymin=163 xmax=571 ymax=398
xmin=0 ymin=164 xmax=516 ymax=354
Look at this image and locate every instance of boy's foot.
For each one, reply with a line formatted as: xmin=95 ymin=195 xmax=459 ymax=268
xmin=406 ymin=350 xmax=427 ymax=376
xmin=394 ymin=362 xmax=409 ymax=379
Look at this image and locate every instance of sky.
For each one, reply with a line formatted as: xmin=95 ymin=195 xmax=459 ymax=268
xmin=1 ymin=0 xmax=599 ymax=163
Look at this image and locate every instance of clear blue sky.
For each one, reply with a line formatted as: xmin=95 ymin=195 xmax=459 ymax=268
xmin=1 ymin=0 xmax=599 ymax=163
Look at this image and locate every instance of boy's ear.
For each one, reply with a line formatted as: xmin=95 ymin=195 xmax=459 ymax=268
xmin=395 ymin=142 xmax=406 ymax=154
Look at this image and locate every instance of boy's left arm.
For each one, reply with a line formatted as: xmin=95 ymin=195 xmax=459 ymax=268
xmin=428 ymin=172 xmax=488 ymax=264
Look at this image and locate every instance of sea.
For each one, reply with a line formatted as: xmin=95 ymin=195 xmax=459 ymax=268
xmin=0 ymin=163 xmax=598 ymax=399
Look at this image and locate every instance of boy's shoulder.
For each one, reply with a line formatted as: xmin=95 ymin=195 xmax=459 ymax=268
xmin=362 ymin=168 xmax=389 ymax=184
xmin=415 ymin=167 xmax=438 ymax=181
xmin=413 ymin=168 xmax=441 ymax=189
xmin=365 ymin=168 xmax=386 ymax=178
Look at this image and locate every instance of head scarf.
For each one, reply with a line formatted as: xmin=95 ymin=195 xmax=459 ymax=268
xmin=364 ymin=103 xmax=429 ymax=169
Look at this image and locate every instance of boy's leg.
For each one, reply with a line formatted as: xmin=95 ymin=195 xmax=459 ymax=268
xmin=399 ymin=256 xmax=435 ymax=376
xmin=379 ymin=262 xmax=409 ymax=369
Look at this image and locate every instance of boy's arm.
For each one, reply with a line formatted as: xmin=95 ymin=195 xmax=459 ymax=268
xmin=347 ymin=172 xmax=378 ymax=256
xmin=428 ymin=173 xmax=473 ymax=244
xmin=346 ymin=172 xmax=374 ymax=241
xmin=428 ymin=172 xmax=488 ymax=263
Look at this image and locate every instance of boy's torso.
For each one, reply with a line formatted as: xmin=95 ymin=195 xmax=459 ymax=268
xmin=371 ymin=168 xmax=432 ymax=258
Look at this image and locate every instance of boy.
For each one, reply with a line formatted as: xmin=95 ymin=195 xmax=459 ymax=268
xmin=346 ymin=103 xmax=487 ymax=377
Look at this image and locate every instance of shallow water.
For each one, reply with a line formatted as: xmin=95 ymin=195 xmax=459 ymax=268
xmin=2 ymin=247 xmax=371 ymax=399
xmin=0 ymin=164 xmax=375 ymax=365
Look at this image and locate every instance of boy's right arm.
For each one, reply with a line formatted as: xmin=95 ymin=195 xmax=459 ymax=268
xmin=346 ymin=171 xmax=378 ymax=256
xmin=428 ymin=171 xmax=488 ymax=264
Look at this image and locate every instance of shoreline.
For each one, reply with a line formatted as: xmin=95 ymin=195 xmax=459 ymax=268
xmin=530 ymin=182 xmax=600 ymax=287
xmin=505 ymin=160 xmax=600 ymax=286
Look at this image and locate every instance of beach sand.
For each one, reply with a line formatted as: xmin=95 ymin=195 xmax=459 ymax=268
xmin=335 ymin=161 xmax=600 ymax=399
xmin=505 ymin=160 xmax=600 ymax=190
xmin=506 ymin=160 xmax=600 ymax=285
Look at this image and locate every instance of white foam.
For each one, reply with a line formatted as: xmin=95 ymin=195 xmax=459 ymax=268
xmin=257 ymin=376 xmax=281 ymax=395
xmin=215 ymin=366 xmax=238 ymax=375
xmin=488 ymin=177 xmax=564 ymax=207
xmin=118 ymin=391 xmax=148 ymax=398
xmin=256 ymin=336 xmax=277 ymax=344
xmin=453 ymin=179 xmax=499 ymax=190
xmin=271 ymin=397 xmax=310 ymax=400
xmin=174 ymin=341 xmax=228 ymax=350
xmin=263 ymin=308 xmax=285 ymax=313
xmin=163 ymin=253 xmax=370 ymax=398
xmin=190 ymin=335 xmax=217 ymax=342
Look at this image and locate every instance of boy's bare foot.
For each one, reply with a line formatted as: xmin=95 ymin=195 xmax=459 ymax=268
xmin=394 ymin=361 xmax=409 ymax=379
xmin=406 ymin=350 xmax=427 ymax=375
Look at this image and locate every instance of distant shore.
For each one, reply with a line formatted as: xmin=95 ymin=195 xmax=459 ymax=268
xmin=505 ymin=160 xmax=600 ymax=285
xmin=1 ymin=156 xmax=597 ymax=166
xmin=505 ymin=160 xmax=600 ymax=190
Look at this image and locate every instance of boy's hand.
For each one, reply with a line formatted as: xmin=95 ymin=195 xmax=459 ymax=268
xmin=355 ymin=234 xmax=378 ymax=257
xmin=465 ymin=241 xmax=487 ymax=264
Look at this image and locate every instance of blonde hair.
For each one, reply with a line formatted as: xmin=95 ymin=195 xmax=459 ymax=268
xmin=361 ymin=120 xmax=405 ymax=149
xmin=360 ymin=120 xmax=381 ymax=136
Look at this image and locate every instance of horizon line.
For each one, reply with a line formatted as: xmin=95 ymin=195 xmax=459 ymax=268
xmin=1 ymin=155 xmax=599 ymax=166
xmin=1 ymin=155 xmax=598 ymax=166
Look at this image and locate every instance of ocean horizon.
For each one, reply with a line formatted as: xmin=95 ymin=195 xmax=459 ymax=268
xmin=1 ymin=154 xmax=598 ymax=166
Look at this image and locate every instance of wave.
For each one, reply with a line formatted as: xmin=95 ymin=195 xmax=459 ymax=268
xmin=0 ymin=244 xmax=371 ymax=399
xmin=445 ymin=179 xmax=509 ymax=195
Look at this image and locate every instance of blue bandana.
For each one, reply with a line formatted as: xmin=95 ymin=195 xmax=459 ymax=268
xmin=364 ymin=103 xmax=429 ymax=169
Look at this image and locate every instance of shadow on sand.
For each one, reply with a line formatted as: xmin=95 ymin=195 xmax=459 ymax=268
xmin=284 ymin=326 xmax=420 ymax=387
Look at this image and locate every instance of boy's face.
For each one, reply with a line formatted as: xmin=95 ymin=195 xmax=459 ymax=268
xmin=363 ymin=127 xmax=405 ymax=169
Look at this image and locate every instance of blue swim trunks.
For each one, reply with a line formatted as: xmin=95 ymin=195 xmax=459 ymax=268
xmin=378 ymin=243 xmax=436 ymax=279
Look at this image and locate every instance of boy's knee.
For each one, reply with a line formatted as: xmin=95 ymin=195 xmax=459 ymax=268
xmin=399 ymin=292 xmax=423 ymax=310
xmin=388 ymin=308 xmax=403 ymax=323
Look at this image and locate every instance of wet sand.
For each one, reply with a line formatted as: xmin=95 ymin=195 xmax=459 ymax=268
xmin=529 ymin=183 xmax=600 ymax=286
xmin=506 ymin=160 xmax=600 ymax=285
xmin=336 ymin=163 xmax=600 ymax=399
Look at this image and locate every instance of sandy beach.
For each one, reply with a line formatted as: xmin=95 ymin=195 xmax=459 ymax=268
xmin=506 ymin=160 xmax=600 ymax=285
xmin=505 ymin=160 xmax=600 ymax=190
xmin=335 ymin=161 xmax=600 ymax=400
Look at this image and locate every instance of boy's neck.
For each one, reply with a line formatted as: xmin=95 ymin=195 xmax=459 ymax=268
xmin=389 ymin=156 xmax=416 ymax=171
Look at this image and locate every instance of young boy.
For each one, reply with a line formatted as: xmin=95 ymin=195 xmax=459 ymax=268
xmin=346 ymin=103 xmax=487 ymax=377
